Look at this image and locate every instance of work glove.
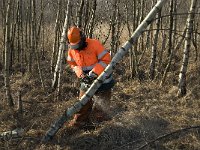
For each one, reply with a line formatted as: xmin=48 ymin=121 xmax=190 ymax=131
xmin=81 ymin=72 xmax=98 ymax=85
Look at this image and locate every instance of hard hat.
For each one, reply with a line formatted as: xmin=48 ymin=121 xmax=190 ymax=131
xmin=67 ymin=26 xmax=81 ymax=45
xmin=67 ymin=26 xmax=86 ymax=50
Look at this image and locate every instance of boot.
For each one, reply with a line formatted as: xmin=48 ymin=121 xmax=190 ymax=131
xmin=67 ymin=90 xmax=93 ymax=128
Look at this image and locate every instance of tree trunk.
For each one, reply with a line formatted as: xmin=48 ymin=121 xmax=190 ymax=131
xmin=88 ymin=0 xmax=97 ymax=38
xmin=110 ymin=0 xmax=118 ymax=54
xmin=160 ymin=0 xmax=177 ymax=86
xmin=51 ymin=0 xmax=61 ymax=73
xmin=1 ymin=0 xmax=6 ymax=64
xmin=138 ymin=26 xmax=152 ymax=66
xmin=167 ymin=0 xmax=174 ymax=56
xmin=83 ymin=0 xmax=90 ymax=33
xmin=149 ymin=9 xmax=161 ymax=80
xmin=4 ymin=0 xmax=14 ymax=107
xmin=177 ymin=0 xmax=197 ymax=97
xmin=157 ymin=32 xmax=166 ymax=75
xmin=77 ymin=0 xmax=84 ymax=28
xmin=129 ymin=0 xmax=138 ymax=78
xmin=52 ymin=0 xmax=71 ymax=92
xmin=28 ymin=0 xmax=33 ymax=73
xmin=35 ymin=0 xmax=45 ymax=90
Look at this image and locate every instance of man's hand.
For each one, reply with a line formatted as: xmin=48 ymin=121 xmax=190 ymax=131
xmin=73 ymin=66 xmax=84 ymax=78
xmin=81 ymin=72 xmax=97 ymax=85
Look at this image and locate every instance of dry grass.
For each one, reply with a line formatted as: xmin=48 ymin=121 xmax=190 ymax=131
xmin=0 ymin=58 xmax=200 ymax=150
xmin=0 ymin=23 xmax=200 ymax=149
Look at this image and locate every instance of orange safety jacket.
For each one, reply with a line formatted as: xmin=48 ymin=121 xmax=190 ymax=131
xmin=67 ymin=38 xmax=112 ymax=83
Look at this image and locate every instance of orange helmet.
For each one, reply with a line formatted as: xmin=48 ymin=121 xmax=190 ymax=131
xmin=67 ymin=26 xmax=81 ymax=45
xmin=67 ymin=26 xmax=86 ymax=50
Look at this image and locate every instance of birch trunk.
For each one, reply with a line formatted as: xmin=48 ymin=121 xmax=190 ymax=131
xmin=110 ymin=0 xmax=117 ymax=54
xmin=125 ymin=2 xmax=133 ymax=73
xmin=158 ymin=33 xmax=166 ymax=74
xmin=88 ymin=0 xmax=97 ymax=38
xmin=10 ymin=8 xmax=16 ymax=71
xmin=167 ymin=0 xmax=174 ymax=56
xmin=129 ymin=0 xmax=138 ymax=78
xmin=77 ymin=0 xmax=84 ymax=28
xmin=19 ymin=0 xmax=24 ymax=73
xmin=138 ymin=24 xmax=152 ymax=66
xmin=42 ymin=0 xmax=168 ymax=142
xmin=35 ymin=0 xmax=45 ymax=90
xmin=52 ymin=0 xmax=71 ymax=91
xmin=83 ymin=0 xmax=90 ymax=33
xmin=149 ymin=9 xmax=161 ymax=80
xmin=177 ymin=0 xmax=197 ymax=97
xmin=51 ymin=0 xmax=61 ymax=73
xmin=4 ymin=0 xmax=14 ymax=107
xmin=25 ymin=4 xmax=29 ymax=65
xmin=160 ymin=0 xmax=177 ymax=86
xmin=192 ymin=22 xmax=198 ymax=62
xmin=28 ymin=0 xmax=34 ymax=73
xmin=16 ymin=0 xmax=20 ymax=63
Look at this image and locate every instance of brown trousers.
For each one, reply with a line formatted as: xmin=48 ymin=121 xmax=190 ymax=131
xmin=73 ymin=89 xmax=111 ymax=124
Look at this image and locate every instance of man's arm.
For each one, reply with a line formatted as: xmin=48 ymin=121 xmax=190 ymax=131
xmin=67 ymin=50 xmax=84 ymax=78
xmin=90 ymin=40 xmax=111 ymax=76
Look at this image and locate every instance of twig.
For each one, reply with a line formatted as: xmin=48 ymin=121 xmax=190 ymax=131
xmin=16 ymin=119 xmax=38 ymax=148
xmin=136 ymin=125 xmax=200 ymax=150
xmin=1 ymin=136 xmax=40 ymax=142
xmin=113 ymin=138 xmax=144 ymax=150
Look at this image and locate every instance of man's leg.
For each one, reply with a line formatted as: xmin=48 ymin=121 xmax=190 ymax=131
xmin=92 ymin=89 xmax=112 ymax=122
xmin=69 ymin=90 xmax=93 ymax=127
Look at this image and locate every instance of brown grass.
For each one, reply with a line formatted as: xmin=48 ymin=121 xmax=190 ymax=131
xmin=0 ymin=25 xmax=200 ymax=149
xmin=0 ymin=59 xmax=200 ymax=149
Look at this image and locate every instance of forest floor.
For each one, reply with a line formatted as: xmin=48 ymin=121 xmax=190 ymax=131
xmin=0 ymin=58 xmax=200 ymax=150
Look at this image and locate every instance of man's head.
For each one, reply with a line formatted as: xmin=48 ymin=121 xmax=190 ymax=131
xmin=67 ymin=26 xmax=86 ymax=50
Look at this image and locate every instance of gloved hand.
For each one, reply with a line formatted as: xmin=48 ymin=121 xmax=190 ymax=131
xmin=81 ymin=72 xmax=98 ymax=85
xmin=88 ymin=71 xmax=98 ymax=78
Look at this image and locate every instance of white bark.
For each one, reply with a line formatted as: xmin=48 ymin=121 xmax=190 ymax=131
xmin=51 ymin=0 xmax=61 ymax=73
xmin=52 ymin=0 xmax=71 ymax=90
xmin=0 ymin=128 xmax=24 ymax=140
xmin=149 ymin=9 xmax=161 ymax=80
xmin=177 ymin=0 xmax=197 ymax=96
xmin=4 ymin=0 xmax=14 ymax=107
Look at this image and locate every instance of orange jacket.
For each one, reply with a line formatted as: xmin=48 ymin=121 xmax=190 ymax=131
xmin=67 ymin=38 xmax=111 ymax=78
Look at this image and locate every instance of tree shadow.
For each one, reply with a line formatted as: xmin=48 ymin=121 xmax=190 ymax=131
xmin=58 ymin=124 xmax=142 ymax=150
xmin=12 ymin=114 xmax=170 ymax=150
xmin=51 ymin=115 xmax=170 ymax=150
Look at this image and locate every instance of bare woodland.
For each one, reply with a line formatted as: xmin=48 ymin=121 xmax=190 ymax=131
xmin=0 ymin=0 xmax=200 ymax=149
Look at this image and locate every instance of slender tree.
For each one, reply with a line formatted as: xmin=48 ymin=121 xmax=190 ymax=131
xmin=177 ymin=0 xmax=197 ymax=96
xmin=4 ymin=0 xmax=14 ymax=107
xmin=35 ymin=0 xmax=45 ymax=90
xmin=157 ymin=32 xmax=166 ymax=75
xmin=77 ymin=0 xmax=84 ymax=28
xmin=149 ymin=9 xmax=161 ymax=80
xmin=88 ymin=0 xmax=97 ymax=38
xmin=1 ymin=0 xmax=6 ymax=64
xmin=51 ymin=0 xmax=61 ymax=73
xmin=110 ymin=0 xmax=118 ymax=54
xmin=167 ymin=0 xmax=174 ymax=56
xmin=52 ymin=0 xmax=71 ymax=94
xmin=160 ymin=0 xmax=177 ymax=86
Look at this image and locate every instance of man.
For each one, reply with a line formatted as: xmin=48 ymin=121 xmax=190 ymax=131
xmin=67 ymin=26 xmax=115 ymax=128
